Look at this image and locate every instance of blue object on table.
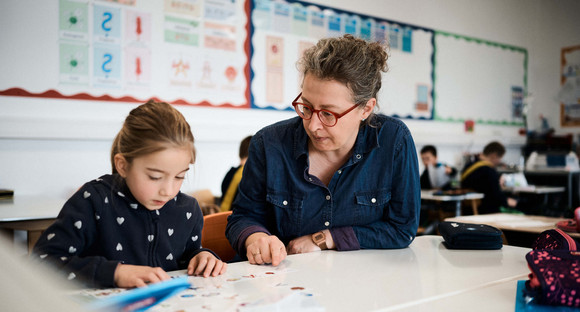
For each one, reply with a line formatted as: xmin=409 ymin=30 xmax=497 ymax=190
xmin=515 ymin=280 xmax=579 ymax=311
xmin=88 ymin=276 xmax=190 ymax=312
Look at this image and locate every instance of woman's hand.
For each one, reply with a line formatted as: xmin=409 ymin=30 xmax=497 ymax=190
xmin=287 ymin=230 xmax=335 ymax=255
xmin=245 ymin=232 xmax=287 ymax=266
xmin=188 ymin=251 xmax=227 ymax=277
xmin=287 ymin=235 xmax=319 ymax=254
xmin=114 ymin=263 xmax=170 ymax=288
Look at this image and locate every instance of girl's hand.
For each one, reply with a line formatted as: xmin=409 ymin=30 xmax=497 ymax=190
xmin=114 ymin=264 xmax=170 ymax=288
xmin=187 ymin=251 xmax=227 ymax=277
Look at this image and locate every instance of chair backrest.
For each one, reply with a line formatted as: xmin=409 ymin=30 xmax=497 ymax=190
xmin=201 ymin=211 xmax=236 ymax=262
xmin=191 ymin=189 xmax=216 ymax=207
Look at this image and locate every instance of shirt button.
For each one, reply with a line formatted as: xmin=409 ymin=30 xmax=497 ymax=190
xmin=283 ymin=200 xmax=288 ymax=206
xmin=371 ymin=198 xmax=377 ymax=203
xmin=324 ymin=221 xmax=330 ymax=227
xmin=325 ymin=195 xmax=331 ymax=200
xmin=355 ymin=154 xmax=362 ymax=159
xmin=337 ymin=170 xmax=342 ymax=174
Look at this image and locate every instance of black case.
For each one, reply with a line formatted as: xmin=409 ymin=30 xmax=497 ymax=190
xmin=438 ymin=221 xmax=503 ymax=250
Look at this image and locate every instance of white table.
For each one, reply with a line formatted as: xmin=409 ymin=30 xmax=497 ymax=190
xmin=421 ymin=190 xmax=484 ymax=216
xmin=0 ymin=196 xmax=64 ymax=252
xmin=129 ymin=235 xmax=530 ymax=312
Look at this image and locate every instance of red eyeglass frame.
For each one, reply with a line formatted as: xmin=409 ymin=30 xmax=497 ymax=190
xmin=291 ymin=92 xmax=359 ymax=127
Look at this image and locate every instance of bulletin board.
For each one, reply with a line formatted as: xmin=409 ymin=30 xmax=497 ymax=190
xmin=0 ymin=0 xmax=250 ymax=108
xmin=249 ymin=0 xmax=435 ymax=120
xmin=433 ymin=31 xmax=527 ymax=126
xmin=0 ymin=0 xmax=529 ymax=126
xmin=560 ymin=45 xmax=580 ymax=127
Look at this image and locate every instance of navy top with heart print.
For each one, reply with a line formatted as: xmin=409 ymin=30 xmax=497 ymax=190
xmin=32 ymin=174 xmax=215 ymax=287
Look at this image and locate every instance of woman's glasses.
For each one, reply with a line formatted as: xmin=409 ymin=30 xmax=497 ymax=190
xmin=291 ymin=92 xmax=359 ymax=127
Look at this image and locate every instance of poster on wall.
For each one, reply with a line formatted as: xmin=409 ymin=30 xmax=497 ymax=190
xmin=560 ymin=45 xmax=580 ymax=127
xmin=0 ymin=0 xmax=250 ymax=108
xmin=250 ymin=0 xmax=434 ymax=120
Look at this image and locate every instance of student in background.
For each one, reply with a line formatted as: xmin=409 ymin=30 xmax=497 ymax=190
xmin=460 ymin=141 xmax=517 ymax=214
xmin=220 ymin=135 xmax=252 ymax=212
xmin=419 ymin=145 xmax=457 ymax=190
xmin=33 ymin=101 xmax=227 ymax=288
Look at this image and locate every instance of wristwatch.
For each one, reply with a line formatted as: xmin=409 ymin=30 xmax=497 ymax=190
xmin=312 ymin=231 xmax=327 ymax=250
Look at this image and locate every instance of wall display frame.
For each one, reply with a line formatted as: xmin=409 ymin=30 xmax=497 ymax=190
xmin=249 ymin=0 xmax=435 ymax=120
xmin=433 ymin=31 xmax=528 ymax=126
xmin=560 ymin=45 xmax=580 ymax=127
xmin=0 ymin=0 xmax=251 ymax=108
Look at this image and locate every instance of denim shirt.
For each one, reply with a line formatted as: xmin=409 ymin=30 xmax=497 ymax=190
xmin=226 ymin=115 xmax=420 ymax=256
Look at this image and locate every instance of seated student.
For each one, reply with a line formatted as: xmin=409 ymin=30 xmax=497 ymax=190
xmin=419 ymin=145 xmax=457 ymax=190
xmin=220 ymin=135 xmax=252 ymax=211
xmin=460 ymin=141 xmax=517 ymax=214
xmin=33 ymin=101 xmax=227 ymax=288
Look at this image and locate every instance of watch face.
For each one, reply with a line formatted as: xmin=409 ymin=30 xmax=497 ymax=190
xmin=313 ymin=233 xmax=324 ymax=242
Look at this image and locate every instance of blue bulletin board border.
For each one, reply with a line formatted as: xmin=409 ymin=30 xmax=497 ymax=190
xmin=248 ymin=0 xmax=436 ymax=120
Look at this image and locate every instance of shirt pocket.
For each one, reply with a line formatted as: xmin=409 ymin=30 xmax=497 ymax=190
xmin=266 ymin=191 xmax=303 ymax=238
xmin=354 ymin=189 xmax=391 ymax=224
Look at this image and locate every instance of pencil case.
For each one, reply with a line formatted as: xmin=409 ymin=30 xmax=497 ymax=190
xmin=531 ymin=228 xmax=577 ymax=251
xmin=523 ymin=229 xmax=580 ymax=308
xmin=438 ymin=221 xmax=503 ymax=250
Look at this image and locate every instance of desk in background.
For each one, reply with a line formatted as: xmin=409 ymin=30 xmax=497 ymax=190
xmin=524 ymin=168 xmax=580 ymax=211
xmin=446 ymin=213 xmax=580 ymax=247
xmin=421 ymin=190 xmax=484 ymax=216
xmin=0 ymin=196 xmax=64 ymax=253
xmin=90 ymin=236 xmax=528 ymax=312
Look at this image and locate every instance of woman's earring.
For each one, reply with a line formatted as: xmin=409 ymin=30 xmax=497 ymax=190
xmin=361 ymin=118 xmax=366 ymax=122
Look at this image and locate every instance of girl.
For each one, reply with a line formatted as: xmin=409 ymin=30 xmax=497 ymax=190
xmin=33 ymin=100 xmax=227 ymax=288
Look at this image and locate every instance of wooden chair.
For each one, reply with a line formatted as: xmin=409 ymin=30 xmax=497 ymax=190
xmin=201 ymin=211 xmax=236 ymax=262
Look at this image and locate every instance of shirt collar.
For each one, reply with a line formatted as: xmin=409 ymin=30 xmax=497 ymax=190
xmin=292 ymin=117 xmax=381 ymax=161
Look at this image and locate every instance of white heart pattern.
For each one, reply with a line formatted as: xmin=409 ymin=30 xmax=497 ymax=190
xmin=148 ymin=235 xmax=154 ymax=242
xmin=47 ymin=233 xmax=55 ymax=240
xmin=104 ymin=197 xmax=109 ymax=204
xmin=74 ymin=221 xmax=82 ymax=229
xmin=186 ymin=212 xmax=192 ymax=220
xmin=67 ymin=273 xmax=76 ymax=280
xmin=192 ymin=235 xmax=198 ymax=242
xmin=168 ymin=229 xmax=174 ymax=236
xmin=40 ymin=254 xmax=48 ymax=259
xmin=130 ymin=203 xmax=138 ymax=209
xmin=118 ymin=192 xmax=125 ymax=197
xmin=69 ymin=246 xmax=77 ymax=254
xmin=60 ymin=257 xmax=68 ymax=261
xmin=95 ymin=214 xmax=101 ymax=220
xmin=166 ymin=253 xmax=173 ymax=260
xmin=117 ymin=217 xmax=125 ymax=225
xmin=116 ymin=243 xmax=123 ymax=251
xmin=83 ymin=191 xmax=91 ymax=198
xmin=451 ymin=223 xmax=459 ymax=228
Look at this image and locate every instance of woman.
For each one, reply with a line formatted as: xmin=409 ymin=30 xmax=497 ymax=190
xmin=226 ymin=34 xmax=420 ymax=266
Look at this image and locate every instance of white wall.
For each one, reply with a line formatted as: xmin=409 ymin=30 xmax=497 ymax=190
xmin=1 ymin=0 xmax=580 ymax=199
